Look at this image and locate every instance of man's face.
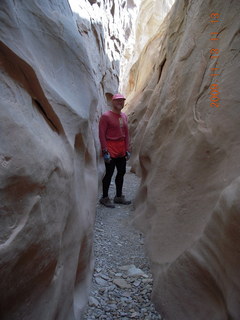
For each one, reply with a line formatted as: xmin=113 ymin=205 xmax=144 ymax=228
xmin=112 ymin=98 xmax=125 ymax=111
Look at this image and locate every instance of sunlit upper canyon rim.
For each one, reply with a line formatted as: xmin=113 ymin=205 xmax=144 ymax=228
xmin=0 ymin=0 xmax=240 ymax=319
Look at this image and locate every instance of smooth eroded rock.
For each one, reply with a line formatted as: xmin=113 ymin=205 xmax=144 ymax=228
xmin=126 ymin=0 xmax=240 ymax=318
xmin=0 ymin=1 xmax=98 ymax=319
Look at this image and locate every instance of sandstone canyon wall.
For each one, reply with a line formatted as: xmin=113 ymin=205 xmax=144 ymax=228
xmin=3 ymin=0 xmax=239 ymax=319
xmin=68 ymin=0 xmax=142 ymax=180
xmin=0 ymin=1 xmax=110 ymax=319
xmin=126 ymin=0 xmax=240 ymax=319
xmin=0 ymin=0 xmax=157 ymax=319
xmin=125 ymin=0 xmax=240 ymax=320
xmin=120 ymin=0 xmax=175 ymax=95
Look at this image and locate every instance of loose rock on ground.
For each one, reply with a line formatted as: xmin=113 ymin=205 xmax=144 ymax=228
xmin=82 ymin=166 xmax=162 ymax=320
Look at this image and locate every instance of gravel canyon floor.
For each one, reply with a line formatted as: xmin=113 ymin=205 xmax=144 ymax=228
xmin=83 ymin=167 xmax=162 ymax=320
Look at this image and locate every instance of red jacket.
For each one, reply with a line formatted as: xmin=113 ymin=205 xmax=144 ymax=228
xmin=99 ymin=110 xmax=129 ymax=158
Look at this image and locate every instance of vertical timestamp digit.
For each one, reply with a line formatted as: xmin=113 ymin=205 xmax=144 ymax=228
xmin=209 ymin=13 xmax=220 ymax=108
xmin=210 ymin=83 xmax=219 ymax=108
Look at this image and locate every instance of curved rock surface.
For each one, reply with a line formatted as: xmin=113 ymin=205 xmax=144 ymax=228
xmin=0 ymin=1 xmax=100 ymax=319
xmin=154 ymin=177 xmax=240 ymax=319
xmin=68 ymin=0 xmax=143 ymax=181
xmin=120 ymin=0 xmax=175 ymax=95
xmin=2 ymin=0 xmax=239 ymax=318
xmin=1 ymin=0 xmax=162 ymax=318
xmin=126 ymin=0 xmax=240 ymax=318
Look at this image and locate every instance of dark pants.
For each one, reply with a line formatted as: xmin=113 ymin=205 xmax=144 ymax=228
xmin=102 ymin=156 xmax=126 ymax=198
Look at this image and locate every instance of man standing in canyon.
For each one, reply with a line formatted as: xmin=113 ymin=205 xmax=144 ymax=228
xmin=99 ymin=93 xmax=131 ymax=208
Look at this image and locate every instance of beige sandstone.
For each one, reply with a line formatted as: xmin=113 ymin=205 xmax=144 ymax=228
xmin=0 ymin=0 xmax=153 ymax=318
xmin=69 ymin=0 xmax=143 ymax=181
xmin=126 ymin=0 xmax=240 ymax=319
xmin=2 ymin=0 xmax=239 ymax=319
xmin=0 ymin=1 xmax=100 ymax=319
xmin=120 ymin=0 xmax=175 ymax=95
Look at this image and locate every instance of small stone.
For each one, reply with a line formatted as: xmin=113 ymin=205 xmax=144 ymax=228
xmin=115 ymin=272 xmax=123 ymax=277
xmin=95 ymin=277 xmax=108 ymax=286
xmin=127 ymin=265 xmax=148 ymax=278
xmin=119 ymin=264 xmax=135 ymax=271
xmin=122 ymin=291 xmax=131 ymax=297
xmin=141 ymin=289 xmax=148 ymax=295
xmin=131 ymin=312 xmax=140 ymax=318
xmin=108 ymin=303 xmax=117 ymax=310
xmin=105 ymin=285 xmax=116 ymax=291
xmin=113 ymin=278 xmax=131 ymax=289
xmin=142 ymin=278 xmax=153 ymax=283
xmin=99 ymin=273 xmax=110 ymax=280
xmin=133 ymin=280 xmax=141 ymax=287
xmin=98 ymin=288 xmax=105 ymax=295
xmin=88 ymin=296 xmax=99 ymax=307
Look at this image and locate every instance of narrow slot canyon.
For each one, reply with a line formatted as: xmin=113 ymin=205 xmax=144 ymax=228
xmin=82 ymin=167 xmax=161 ymax=319
xmin=0 ymin=1 xmax=240 ymax=320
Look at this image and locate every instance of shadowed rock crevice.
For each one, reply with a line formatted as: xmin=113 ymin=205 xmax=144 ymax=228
xmin=32 ymin=98 xmax=59 ymax=132
xmin=0 ymin=41 xmax=64 ymax=135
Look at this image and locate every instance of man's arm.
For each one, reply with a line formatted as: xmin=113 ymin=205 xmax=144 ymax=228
xmin=124 ymin=113 xmax=130 ymax=152
xmin=99 ymin=114 xmax=111 ymax=163
xmin=99 ymin=114 xmax=108 ymax=152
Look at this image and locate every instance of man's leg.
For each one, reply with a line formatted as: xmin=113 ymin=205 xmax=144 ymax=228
xmin=102 ymin=158 xmax=116 ymax=198
xmin=115 ymin=157 xmax=126 ymax=197
xmin=114 ymin=157 xmax=131 ymax=204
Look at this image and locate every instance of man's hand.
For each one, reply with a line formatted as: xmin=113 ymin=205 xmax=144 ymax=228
xmin=125 ymin=151 xmax=131 ymax=161
xmin=103 ymin=150 xmax=111 ymax=163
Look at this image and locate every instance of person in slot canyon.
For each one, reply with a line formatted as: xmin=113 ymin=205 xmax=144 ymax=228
xmin=99 ymin=93 xmax=131 ymax=208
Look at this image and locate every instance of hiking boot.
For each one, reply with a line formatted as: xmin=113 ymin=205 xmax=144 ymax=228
xmin=99 ymin=197 xmax=115 ymax=208
xmin=113 ymin=195 xmax=131 ymax=205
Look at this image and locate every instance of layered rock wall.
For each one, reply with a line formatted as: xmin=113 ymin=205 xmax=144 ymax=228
xmin=3 ymin=0 xmax=239 ymax=318
xmin=0 ymin=0 xmax=158 ymax=318
xmin=68 ymin=0 xmax=141 ymax=179
xmin=0 ymin=1 xmax=99 ymax=319
xmin=120 ymin=0 xmax=175 ymax=95
xmin=126 ymin=0 xmax=240 ymax=318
